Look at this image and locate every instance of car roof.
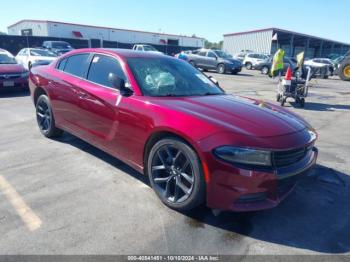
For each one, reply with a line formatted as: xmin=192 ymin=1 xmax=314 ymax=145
xmin=45 ymin=41 xmax=69 ymax=43
xmin=65 ymin=48 xmax=168 ymax=59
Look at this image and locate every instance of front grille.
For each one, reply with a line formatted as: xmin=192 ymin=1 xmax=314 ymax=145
xmin=273 ymin=147 xmax=309 ymax=168
xmin=0 ymin=74 xmax=22 ymax=80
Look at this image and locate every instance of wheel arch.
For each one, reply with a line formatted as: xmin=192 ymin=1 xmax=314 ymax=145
xmin=33 ymin=86 xmax=48 ymax=105
xmin=142 ymin=129 xmax=209 ymax=180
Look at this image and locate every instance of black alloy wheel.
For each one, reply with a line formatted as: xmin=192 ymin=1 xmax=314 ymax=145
xmin=148 ymin=138 xmax=205 ymax=211
xmin=36 ymin=94 xmax=63 ymax=138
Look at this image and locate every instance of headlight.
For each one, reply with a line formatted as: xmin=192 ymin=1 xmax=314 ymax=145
xmin=214 ymin=146 xmax=272 ymax=166
xmin=21 ymin=71 xmax=29 ymax=78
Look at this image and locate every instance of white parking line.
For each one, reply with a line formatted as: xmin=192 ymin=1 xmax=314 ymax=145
xmin=0 ymin=175 xmax=42 ymax=231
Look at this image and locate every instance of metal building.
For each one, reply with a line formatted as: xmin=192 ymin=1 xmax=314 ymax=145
xmin=7 ymin=19 xmax=205 ymax=48
xmin=223 ymin=28 xmax=350 ymax=58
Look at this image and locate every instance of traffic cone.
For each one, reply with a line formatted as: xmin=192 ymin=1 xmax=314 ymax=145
xmin=282 ymin=66 xmax=292 ymax=86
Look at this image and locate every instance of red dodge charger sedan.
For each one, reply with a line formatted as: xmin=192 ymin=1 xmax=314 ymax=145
xmin=29 ymin=48 xmax=318 ymax=212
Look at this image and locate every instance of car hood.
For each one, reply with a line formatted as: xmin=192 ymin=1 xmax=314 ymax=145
xmin=152 ymin=95 xmax=309 ymax=138
xmin=224 ymin=58 xmax=241 ymax=64
xmin=0 ymin=63 xmax=26 ymax=74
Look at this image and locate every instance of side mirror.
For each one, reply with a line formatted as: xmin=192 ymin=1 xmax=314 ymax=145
xmin=108 ymin=73 xmax=133 ymax=96
xmin=209 ymin=76 xmax=219 ymax=86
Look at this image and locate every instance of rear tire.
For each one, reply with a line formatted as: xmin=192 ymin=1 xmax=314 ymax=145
xmin=261 ymin=66 xmax=269 ymax=75
xmin=36 ymin=94 xmax=63 ymax=138
xmin=300 ymin=98 xmax=305 ymax=108
xmin=189 ymin=61 xmax=196 ymax=68
xmin=147 ymin=137 xmax=206 ymax=211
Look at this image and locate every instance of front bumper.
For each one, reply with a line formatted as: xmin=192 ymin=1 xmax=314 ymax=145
xmin=226 ymin=64 xmax=242 ymax=73
xmin=204 ymin=147 xmax=318 ymax=212
xmin=0 ymin=77 xmax=28 ymax=88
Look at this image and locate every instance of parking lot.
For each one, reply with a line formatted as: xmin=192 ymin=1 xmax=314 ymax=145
xmin=0 ymin=69 xmax=349 ymax=255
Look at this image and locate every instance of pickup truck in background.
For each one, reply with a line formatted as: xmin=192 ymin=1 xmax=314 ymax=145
xmin=187 ymin=49 xmax=242 ymax=74
xmin=132 ymin=44 xmax=164 ymax=54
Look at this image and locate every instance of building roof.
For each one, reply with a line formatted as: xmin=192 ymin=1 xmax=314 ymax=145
xmin=223 ymin=27 xmax=349 ymax=46
xmin=8 ymin=19 xmax=205 ymax=40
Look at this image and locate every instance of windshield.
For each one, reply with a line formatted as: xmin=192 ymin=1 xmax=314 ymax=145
xmin=144 ymin=46 xmax=158 ymax=52
xmin=214 ymin=51 xmax=232 ymax=59
xmin=0 ymin=53 xmax=17 ymax=64
xmin=30 ymin=49 xmax=57 ymax=57
xmin=51 ymin=42 xmax=72 ymax=49
xmin=127 ymin=57 xmax=224 ymax=97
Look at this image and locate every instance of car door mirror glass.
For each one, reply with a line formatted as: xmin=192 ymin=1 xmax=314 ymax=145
xmin=108 ymin=73 xmax=125 ymax=90
xmin=108 ymin=73 xmax=133 ymax=96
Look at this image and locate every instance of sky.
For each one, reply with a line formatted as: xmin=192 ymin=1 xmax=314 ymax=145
xmin=0 ymin=0 xmax=349 ymax=43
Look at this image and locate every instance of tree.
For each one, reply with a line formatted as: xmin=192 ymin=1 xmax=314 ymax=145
xmin=204 ymin=40 xmax=223 ymax=50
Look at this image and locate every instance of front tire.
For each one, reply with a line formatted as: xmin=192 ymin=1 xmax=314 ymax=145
xmin=246 ymin=62 xmax=252 ymax=70
xmin=36 ymin=94 xmax=63 ymax=138
xmin=147 ymin=138 xmax=205 ymax=211
xmin=217 ymin=64 xmax=225 ymax=74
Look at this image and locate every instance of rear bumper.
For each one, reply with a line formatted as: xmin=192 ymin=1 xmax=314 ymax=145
xmin=205 ymin=147 xmax=318 ymax=212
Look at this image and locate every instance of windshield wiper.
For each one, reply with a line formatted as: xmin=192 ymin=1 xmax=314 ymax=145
xmin=202 ymin=92 xmax=221 ymax=96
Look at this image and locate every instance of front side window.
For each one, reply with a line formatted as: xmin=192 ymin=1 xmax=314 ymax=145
xmin=87 ymin=55 xmax=125 ymax=88
xmin=63 ymin=54 xmax=90 ymax=77
xmin=143 ymin=46 xmax=157 ymax=52
xmin=127 ymin=57 xmax=224 ymax=97
xmin=214 ymin=51 xmax=232 ymax=59
xmin=207 ymin=52 xmax=217 ymax=58
xmin=198 ymin=51 xmax=207 ymax=56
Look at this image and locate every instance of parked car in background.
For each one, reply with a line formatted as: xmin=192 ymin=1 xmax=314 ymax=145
xmin=132 ymin=44 xmax=164 ymax=54
xmin=243 ymin=53 xmax=270 ymax=70
xmin=29 ymin=48 xmax=317 ymax=212
xmin=174 ymin=50 xmax=192 ymax=61
xmin=304 ymin=58 xmax=335 ymax=76
xmin=0 ymin=48 xmax=28 ymax=90
xmin=16 ymin=48 xmax=57 ymax=70
xmin=42 ymin=41 xmax=74 ymax=56
xmin=187 ymin=49 xmax=242 ymax=74
xmin=233 ymin=50 xmax=254 ymax=62
xmin=257 ymin=57 xmax=298 ymax=75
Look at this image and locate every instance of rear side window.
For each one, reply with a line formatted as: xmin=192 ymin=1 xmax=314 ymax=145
xmin=57 ymin=58 xmax=67 ymax=71
xmin=87 ymin=54 xmax=125 ymax=88
xmin=64 ymin=54 xmax=90 ymax=77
